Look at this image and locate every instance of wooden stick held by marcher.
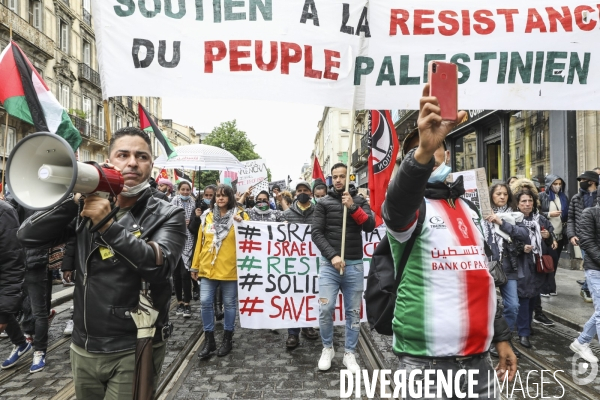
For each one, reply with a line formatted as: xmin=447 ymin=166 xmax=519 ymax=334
xmin=339 ymin=109 xmax=356 ymax=276
xmin=103 ymin=100 xmax=112 ymax=142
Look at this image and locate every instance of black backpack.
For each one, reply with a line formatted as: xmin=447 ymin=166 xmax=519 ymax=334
xmin=365 ymin=201 xmax=426 ymax=336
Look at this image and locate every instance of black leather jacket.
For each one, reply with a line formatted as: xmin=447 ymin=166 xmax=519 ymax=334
xmin=17 ymin=189 xmax=186 ymax=353
xmin=579 ymin=206 xmax=600 ymax=272
xmin=312 ymin=188 xmax=375 ymax=261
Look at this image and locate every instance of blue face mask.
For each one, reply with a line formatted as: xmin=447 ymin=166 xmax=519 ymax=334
xmin=428 ymin=154 xmax=452 ymax=183
xmin=203 ymin=198 xmax=211 ymax=205
xmin=180 ymin=195 xmax=191 ymax=201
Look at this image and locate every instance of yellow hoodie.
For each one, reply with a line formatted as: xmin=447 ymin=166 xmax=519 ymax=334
xmin=190 ymin=207 xmax=249 ymax=281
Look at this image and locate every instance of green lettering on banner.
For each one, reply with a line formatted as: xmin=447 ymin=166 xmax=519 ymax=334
xmin=399 ymin=55 xmax=420 ymax=85
xmin=533 ymin=51 xmax=544 ymax=84
xmin=213 ymin=0 xmax=222 ymax=22
xmin=114 ymin=0 xmax=135 ymax=17
xmin=354 ymin=56 xmax=374 ymax=85
xmin=497 ymin=52 xmax=508 ymax=84
xmin=139 ymin=0 xmax=161 ymax=18
xmin=315 ymin=257 xmax=320 ymax=274
xmin=474 ymin=52 xmax=497 ymax=83
xmin=568 ymin=52 xmax=591 ymax=84
xmin=376 ymin=56 xmax=396 ymax=86
xmin=225 ymin=0 xmax=246 ymax=20
xmin=165 ymin=0 xmax=186 ymax=19
xmin=450 ymin=53 xmax=470 ymax=84
xmin=249 ymin=0 xmax=272 ymax=21
xmin=423 ymin=54 xmax=446 ymax=83
xmin=545 ymin=51 xmax=567 ymax=83
xmin=299 ymin=257 xmax=311 ymax=275
xmin=267 ymin=257 xmax=281 ymax=274
xmin=508 ymin=51 xmax=533 ymax=84
xmin=195 ymin=0 xmax=203 ymax=20
xmin=285 ymin=258 xmax=297 ymax=275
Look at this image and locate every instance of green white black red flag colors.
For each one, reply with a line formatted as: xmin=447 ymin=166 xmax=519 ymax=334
xmin=138 ymin=103 xmax=176 ymax=160
xmin=368 ymin=110 xmax=399 ymax=227
xmin=0 ymin=41 xmax=81 ymax=151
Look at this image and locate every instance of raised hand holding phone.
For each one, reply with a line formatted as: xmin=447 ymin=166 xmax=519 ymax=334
xmin=428 ymin=61 xmax=459 ymax=122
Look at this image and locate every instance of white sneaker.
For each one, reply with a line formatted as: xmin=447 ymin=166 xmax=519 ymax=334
xmin=343 ymin=352 xmax=361 ymax=374
xmin=318 ymin=347 xmax=335 ymax=370
xmin=570 ymin=339 xmax=599 ymax=363
xmin=0 ymin=331 xmax=8 ymax=338
xmin=64 ymin=320 xmax=74 ymax=336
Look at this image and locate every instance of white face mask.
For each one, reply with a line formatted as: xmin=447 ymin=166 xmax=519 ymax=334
xmin=551 ymin=184 xmax=561 ymax=193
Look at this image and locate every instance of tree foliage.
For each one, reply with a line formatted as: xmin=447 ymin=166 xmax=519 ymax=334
xmin=197 ymin=120 xmax=265 ymax=189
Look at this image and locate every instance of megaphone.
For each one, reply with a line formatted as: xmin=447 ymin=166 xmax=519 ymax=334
xmin=6 ymin=132 xmax=124 ymax=211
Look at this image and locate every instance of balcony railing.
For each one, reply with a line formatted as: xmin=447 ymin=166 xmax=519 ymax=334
xmin=78 ymin=63 xmax=101 ymax=88
xmin=360 ymin=134 xmax=369 ymax=156
xmin=83 ymin=8 xmax=91 ymax=26
xmin=91 ymin=125 xmax=107 ymax=144
xmin=0 ymin=3 xmax=54 ymax=58
xmin=61 ymin=0 xmax=70 ymax=6
xmin=70 ymin=114 xmax=107 ymax=145
xmin=127 ymin=97 xmax=133 ymax=110
xmin=351 ymin=150 xmax=367 ymax=168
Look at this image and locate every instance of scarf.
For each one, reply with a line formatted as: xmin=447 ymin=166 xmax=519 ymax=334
xmin=172 ymin=195 xmax=196 ymax=268
xmin=522 ymin=212 xmax=543 ymax=261
xmin=483 ymin=205 xmax=510 ymax=254
xmin=424 ymin=175 xmax=465 ymax=200
xmin=208 ymin=205 xmax=236 ymax=265
xmin=253 ymin=205 xmax=272 ymax=215
xmin=121 ymin=181 xmax=151 ymax=197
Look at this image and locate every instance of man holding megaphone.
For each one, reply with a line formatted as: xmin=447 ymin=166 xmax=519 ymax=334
xmin=13 ymin=127 xmax=186 ymax=399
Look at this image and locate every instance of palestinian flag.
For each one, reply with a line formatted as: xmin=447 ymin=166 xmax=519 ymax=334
xmin=139 ymin=103 xmax=176 ymax=159
xmin=0 ymin=41 xmax=81 ymax=151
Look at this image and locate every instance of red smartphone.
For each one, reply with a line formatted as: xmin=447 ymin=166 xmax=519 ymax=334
xmin=428 ymin=61 xmax=458 ymax=121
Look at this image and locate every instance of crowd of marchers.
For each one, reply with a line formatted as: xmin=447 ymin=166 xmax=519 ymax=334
xmin=1 ymin=87 xmax=600 ymax=398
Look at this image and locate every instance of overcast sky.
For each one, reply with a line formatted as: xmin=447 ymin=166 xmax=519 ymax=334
xmin=162 ymin=98 xmax=323 ymax=183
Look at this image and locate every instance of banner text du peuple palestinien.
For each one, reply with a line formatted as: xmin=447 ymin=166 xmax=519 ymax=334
xmin=95 ymin=1 xmax=600 ymax=110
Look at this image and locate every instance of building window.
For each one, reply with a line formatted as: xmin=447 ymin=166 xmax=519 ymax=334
xmin=82 ymin=97 xmax=91 ymax=124
xmin=508 ymin=111 xmax=550 ymax=181
xmin=59 ymin=83 xmax=70 ymax=109
xmin=454 ymin=132 xmax=477 ymax=172
xmin=83 ymin=0 xmax=90 ymax=12
xmin=29 ymin=0 xmax=42 ymax=29
xmin=83 ymin=41 xmax=91 ymax=66
xmin=81 ymin=149 xmax=91 ymax=162
xmin=7 ymin=0 xmax=17 ymax=13
xmin=152 ymin=98 xmax=158 ymax=116
xmin=116 ymin=115 xmax=122 ymax=130
xmin=98 ymin=105 xmax=104 ymax=129
xmin=0 ymin=125 xmax=17 ymax=154
xmin=95 ymin=153 xmax=104 ymax=164
xmin=59 ymin=20 xmax=69 ymax=54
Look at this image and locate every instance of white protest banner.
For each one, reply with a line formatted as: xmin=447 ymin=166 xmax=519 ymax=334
xmin=93 ymin=1 xmax=600 ymax=110
xmin=449 ymin=168 xmax=492 ymax=217
xmin=234 ymin=159 xmax=269 ymax=195
xmin=234 ymin=220 xmax=385 ymax=329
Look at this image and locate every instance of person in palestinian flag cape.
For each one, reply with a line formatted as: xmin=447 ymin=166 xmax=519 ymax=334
xmin=381 ymin=85 xmax=517 ymax=397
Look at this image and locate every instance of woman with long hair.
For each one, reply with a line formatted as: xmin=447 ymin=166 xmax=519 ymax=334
xmin=191 ymin=185 xmax=248 ymax=359
xmin=484 ymin=183 xmax=529 ymax=357
xmin=171 ymin=181 xmax=195 ymax=318
xmin=512 ymin=183 xmax=557 ymax=349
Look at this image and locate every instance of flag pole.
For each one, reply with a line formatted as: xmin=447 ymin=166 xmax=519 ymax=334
xmin=339 ymin=110 xmax=356 ymax=276
xmin=2 ymin=28 xmax=13 ymax=197
xmin=103 ymin=100 xmax=112 ymax=143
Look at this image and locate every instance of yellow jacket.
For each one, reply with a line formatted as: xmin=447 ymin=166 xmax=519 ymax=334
xmin=190 ymin=207 xmax=249 ymax=281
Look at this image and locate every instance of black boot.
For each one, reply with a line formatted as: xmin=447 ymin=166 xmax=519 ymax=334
xmin=198 ymin=331 xmax=216 ymax=359
xmin=217 ymin=330 xmax=234 ymax=357
xmin=214 ymin=286 xmax=224 ymax=321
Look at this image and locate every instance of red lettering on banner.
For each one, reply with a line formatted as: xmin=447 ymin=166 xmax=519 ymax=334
xmin=270 ymin=295 xmax=282 ymax=318
xmin=323 ymin=50 xmax=340 ymax=80
xmin=204 ymin=41 xmax=227 ymax=73
xmin=364 ymin=242 xmax=377 ymax=257
xmin=305 ymin=295 xmax=316 ymax=322
xmin=230 ymin=40 xmax=252 ymax=72
xmin=304 ymin=45 xmax=323 ymax=79
xmin=575 ymin=5 xmax=597 ymax=31
xmin=497 ymin=9 xmax=519 ymax=32
xmin=282 ymin=297 xmax=293 ymax=319
xmin=461 ymin=10 xmax=471 ymax=35
xmin=255 ymin=41 xmax=278 ymax=71
xmin=525 ymin=8 xmax=548 ymax=33
xmin=281 ymin=42 xmax=302 ymax=74
xmin=269 ymin=296 xmax=317 ymax=321
xmin=291 ymin=297 xmax=304 ymax=320
xmin=545 ymin=6 xmax=573 ymax=32
xmin=438 ymin=10 xmax=459 ymax=36
xmin=390 ymin=9 xmax=410 ymax=35
xmin=473 ymin=10 xmax=495 ymax=35
xmin=414 ymin=9 xmax=435 ymax=35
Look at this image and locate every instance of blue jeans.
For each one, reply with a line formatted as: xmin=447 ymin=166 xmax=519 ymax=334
xmin=578 ymin=270 xmax=600 ymax=344
xmin=318 ymin=259 xmax=364 ymax=353
xmin=581 ymin=249 xmax=589 ymax=291
xmin=200 ymin=279 xmax=237 ymax=332
xmin=499 ymin=279 xmax=519 ymax=331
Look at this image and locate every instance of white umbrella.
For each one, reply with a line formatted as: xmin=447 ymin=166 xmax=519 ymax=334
xmin=153 ymin=144 xmax=244 ymax=171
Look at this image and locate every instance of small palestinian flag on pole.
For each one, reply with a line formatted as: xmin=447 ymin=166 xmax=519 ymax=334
xmin=0 ymin=41 xmax=81 ymax=151
xmin=138 ymin=103 xmax=176 ymax=159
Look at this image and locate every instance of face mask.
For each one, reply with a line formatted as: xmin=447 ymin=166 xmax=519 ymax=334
xmin=552 ymin=184 xmax=561 ymax=193
xmin=580 ymin=181 xmax=591 ymax=191
xmin=256 ymin=201 xmax=269 ymax=211
xmin=121 ymin=181 xmax=151 ymax=197
xmin=203 ymin=198 xmax=211 ymax=205
xmin=180 ymin=195 xmax=190 ymax=201
xmin=297 ymin=193 xmax=311 ymax=204
xmin=428 ymin=154 xmax=452 ymax=184
xmin=246 ymin=200 xmax=255 ymax=208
